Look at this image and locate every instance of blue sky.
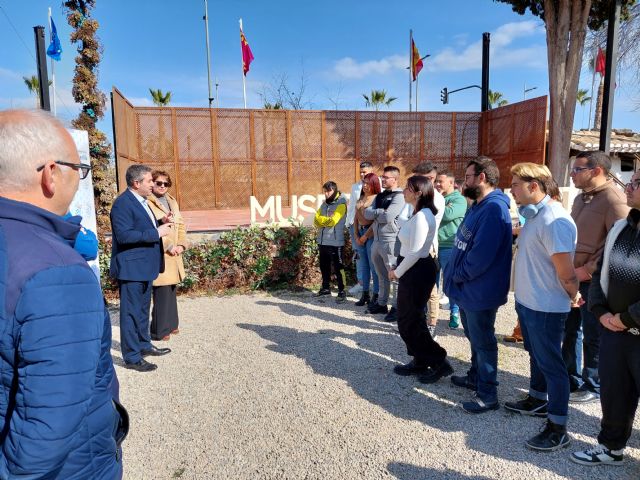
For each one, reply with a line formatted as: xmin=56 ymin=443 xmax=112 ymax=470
xmin=1 ymin=0 xmax=638 ymax=147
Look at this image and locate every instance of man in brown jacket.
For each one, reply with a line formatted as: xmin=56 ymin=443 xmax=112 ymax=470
xmin=562 ymin=151 xmax=629 ymax=403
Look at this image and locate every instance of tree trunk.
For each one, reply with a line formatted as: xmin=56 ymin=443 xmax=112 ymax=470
xmin=593 ymin=76 xmax=604 ymax=130
xmin=544 ymin=0 xmax=592 ymax=186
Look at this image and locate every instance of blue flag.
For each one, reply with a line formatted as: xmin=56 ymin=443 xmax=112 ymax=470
xmin=46 ymin=18 xmax=62 ymax=61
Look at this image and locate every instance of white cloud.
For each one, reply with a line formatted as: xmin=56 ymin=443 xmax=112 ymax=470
xmin=127 ymin=97 xmax=155 ymax=107
xmin=331 ymin=20 xmax=546 ymax=79
xmin=333 ymin=55 xmax=407 ymax=79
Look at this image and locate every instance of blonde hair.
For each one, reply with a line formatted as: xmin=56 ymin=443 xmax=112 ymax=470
xmin=510 ymin=162 xmax=552 ymax=180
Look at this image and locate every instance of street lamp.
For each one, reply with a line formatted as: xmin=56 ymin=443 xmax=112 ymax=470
xmin=523 ymin=83 xmax=537 ymax=100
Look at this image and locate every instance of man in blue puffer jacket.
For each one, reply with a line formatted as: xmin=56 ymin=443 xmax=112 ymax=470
xmin=443 ymin=156 xmax=513 ymax=414
xmin=0 ymin=110 xmax=121 ymax=479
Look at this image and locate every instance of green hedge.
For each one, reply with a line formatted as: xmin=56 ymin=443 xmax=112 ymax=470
xmin=100 ymin=223 xmax=355 ymax=297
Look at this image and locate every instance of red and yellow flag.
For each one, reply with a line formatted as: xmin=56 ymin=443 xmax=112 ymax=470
xmin=412 ymin=39 xmax=423 ymax=81
xmin=241 ymin=29 xmax=254 ymax=76
xmin=595 ymin=47 xmax=605 ymax=76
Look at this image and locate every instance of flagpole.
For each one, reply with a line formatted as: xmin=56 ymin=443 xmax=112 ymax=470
xmin=48 ymin=7 xmax=56 ymax=117
xmin=409 ymin=29 xmax=413 ymax=112
xmin=203 ymin=0 xmax=214 ymax=108
xmin=416 ymin=71 xmax=419 ymax=112
xmin=588 ymin=45 xmax=597 ymax=130
xmin=240 ymin=18 xmax=247 ymax=109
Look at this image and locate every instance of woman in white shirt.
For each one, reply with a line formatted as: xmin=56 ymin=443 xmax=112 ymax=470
xmin=389 ymin=176 xmax=453 ymax=384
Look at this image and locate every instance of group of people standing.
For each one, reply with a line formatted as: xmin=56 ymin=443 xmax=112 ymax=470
xmin=313 ymin=152 xmax=640 ymax=466
xmin=110 ymin=165 xmax=189 ymax=372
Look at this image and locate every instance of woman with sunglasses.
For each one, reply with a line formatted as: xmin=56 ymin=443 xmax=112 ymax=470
xmin=571 ymin=172 xmax=640 ymax=466
xmin=389 ymin=175 xmax=452 ymax=384
xmin=147 ymin=171 xmax=188 ymax=341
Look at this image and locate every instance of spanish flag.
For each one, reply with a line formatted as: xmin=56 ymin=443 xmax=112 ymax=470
xmin=241 ymin=29 xmax=254 ymax=76
xmin=412 ymin=39 xmax=423 ymax=81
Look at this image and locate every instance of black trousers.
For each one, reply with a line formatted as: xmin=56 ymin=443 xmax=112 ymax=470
xmin=319 ymin=245 xmax=346 ymax=291
xmin=151 ymin=284 xmax=179 ymax=340
xmin=396 ymin=255 xmax=447 ymax=366
xmin=598 ymin=328 xmax=640 ymax=450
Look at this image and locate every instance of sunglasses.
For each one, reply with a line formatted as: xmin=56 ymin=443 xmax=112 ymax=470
xmin=625 ymin=180 xmax=640 ymax=192
xmin=36 ymin=160 xmax=92 ymax=180
xmin=570 ymin=166 xmax=594 ymax=174
xmin=155 ymin=181 xmax=170 ymax=187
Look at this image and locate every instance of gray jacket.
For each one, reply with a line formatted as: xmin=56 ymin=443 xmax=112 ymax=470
xmin=364 ymin=188 xmax=406 ymax=243
xmin=314 ymin=193 xmax=348 ymax=247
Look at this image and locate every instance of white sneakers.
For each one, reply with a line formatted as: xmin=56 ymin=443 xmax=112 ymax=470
xmin=571 ymin=444 xmax=624 ymax=466
xmin=348 ymin=284 xmax=363 ymax=296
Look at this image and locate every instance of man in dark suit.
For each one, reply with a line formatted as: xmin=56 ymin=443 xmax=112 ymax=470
xmin=110 ymin=165 xmax=173 ymax=372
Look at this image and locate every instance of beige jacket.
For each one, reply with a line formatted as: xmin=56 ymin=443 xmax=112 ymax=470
xmin=147 ymin=193 xmax=188 ymax=286
xmin=571 ymin=180 xmax=629 ymax=275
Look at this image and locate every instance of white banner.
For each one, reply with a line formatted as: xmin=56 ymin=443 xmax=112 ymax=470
xmin=67 ymin=128 xmax=100 ymax=282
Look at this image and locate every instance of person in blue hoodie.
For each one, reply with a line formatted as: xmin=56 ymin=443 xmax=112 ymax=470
xmin=0 ymin=110 xmax=122 ymax=479
xmin=443 ymin=156 xmax=513 ymax=414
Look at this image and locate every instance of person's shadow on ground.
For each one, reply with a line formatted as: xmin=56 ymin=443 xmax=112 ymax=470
xmin=388 ymin=462 xmax=493 ymax=480
xmin=242 ymin=298 xmax=638 ymax=479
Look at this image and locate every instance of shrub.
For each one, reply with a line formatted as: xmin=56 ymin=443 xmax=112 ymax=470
xmin=100 ymin=223 xmax=355 ymax=297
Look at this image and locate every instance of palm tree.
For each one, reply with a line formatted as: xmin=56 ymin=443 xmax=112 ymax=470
xmin=23 ymin=75 xmax=52 ymax=108
xmin=576 ymin=88 xmax=592 ymax=129
xmin=149 ymin=88 xmax=172 ymax=106
xmin=362 ymin=90 xmax=397 ymax=111
xmin=488 ymin=90 xmax=508 ymax=109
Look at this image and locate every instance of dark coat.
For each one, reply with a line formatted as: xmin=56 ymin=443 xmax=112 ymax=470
xmin=110 ymin=189 xmax=164 ymax=281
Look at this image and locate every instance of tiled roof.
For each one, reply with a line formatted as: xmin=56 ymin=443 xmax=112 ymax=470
xmin=570 ymin=129 xmax=640 ymax=153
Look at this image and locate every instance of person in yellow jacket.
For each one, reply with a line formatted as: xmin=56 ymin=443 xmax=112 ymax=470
xmin=147 ymin=171 xmax=189 ymax=341
xmin=314 ymin=181 xmax=348 ymax=302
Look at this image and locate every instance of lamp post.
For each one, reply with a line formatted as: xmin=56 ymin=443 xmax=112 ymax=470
xmin=523 ymin=83 xmax=537 ymax=100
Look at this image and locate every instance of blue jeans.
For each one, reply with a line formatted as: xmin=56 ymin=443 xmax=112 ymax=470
xmin=562 ymin=282 xmax=600 ymax=394
xmin=517 ymin=302 xmax=570 ymax=426
xmin=460 ymin=308 xmax=499 ymax=403
xmin=354 ymin=226 xmax=379 ymax=294
xmin=437 ymin=247 xmax=459 ymax=316
xmin=349 ymin=224 xmax=362 ymax=284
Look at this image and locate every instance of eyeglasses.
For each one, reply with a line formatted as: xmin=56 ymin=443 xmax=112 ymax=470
xmin=570 ymin=166 xmax=594 ymax=174
xmin=625 ymin=180 xmax=640 ymax=191
xmin=36 ymin=160 xmax=92 ymax=180
xmin=155 ymin=181 xmax=170 ymax=187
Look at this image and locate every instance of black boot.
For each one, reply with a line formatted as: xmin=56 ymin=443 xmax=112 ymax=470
xmin=526 ymin=420 xmax=571 ymax=451
xmin=355 ymin=292 xmax=370 ymax=306
xmin=368 ymin=293 xmax=378 ymax=307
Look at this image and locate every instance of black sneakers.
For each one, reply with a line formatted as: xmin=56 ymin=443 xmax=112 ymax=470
xmin=571 ymin=444 xmax=625 ymax=466
xmin=315 ymin=288 xmax=331 ymax=297
xmin=393 ymin=359 xmax=429 ymax=376
xmin=526 ymin=420 xmax=571 ymax=451
xmin=504 ymin=395 xmax=548 ymax=417
xmin=367 ymin=303 xmax=388 ymax=315
xmin=451 ymin=374 xmax=477 ymax=391
xmin=336 ymin=290 xmax=347 ymax=303
xmin=354 ymin=292 xmax=370 ymax=306
xmin=418 ymin=359 xmax=454 ymax=384
xmin=383 ymin=306 xmax=397 ymax=322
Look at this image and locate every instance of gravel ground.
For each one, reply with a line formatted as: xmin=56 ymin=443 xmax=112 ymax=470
xmin=110 ymin=292 xmax=640 ymax=480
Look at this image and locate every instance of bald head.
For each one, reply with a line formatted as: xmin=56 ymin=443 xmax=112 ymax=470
xmin=0 ymin=109 xmax=81 ymax=214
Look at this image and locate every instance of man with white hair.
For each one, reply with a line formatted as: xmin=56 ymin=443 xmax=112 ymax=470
xmin=0 ymin=110 xmax=122 ymax=478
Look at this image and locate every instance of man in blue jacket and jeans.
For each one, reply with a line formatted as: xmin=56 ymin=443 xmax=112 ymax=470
xmin=443 ymin=156 xmax=513 ymax=413
xmin=0 ymin=110 xmax=122 ymax=478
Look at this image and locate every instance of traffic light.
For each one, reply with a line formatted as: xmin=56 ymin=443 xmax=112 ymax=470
xmin=440 ymin=87 xmax=449 ymax=105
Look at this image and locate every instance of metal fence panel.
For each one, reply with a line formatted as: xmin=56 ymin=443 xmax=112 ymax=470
xmin=112 ymin=88 xmax=547 ymax=209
